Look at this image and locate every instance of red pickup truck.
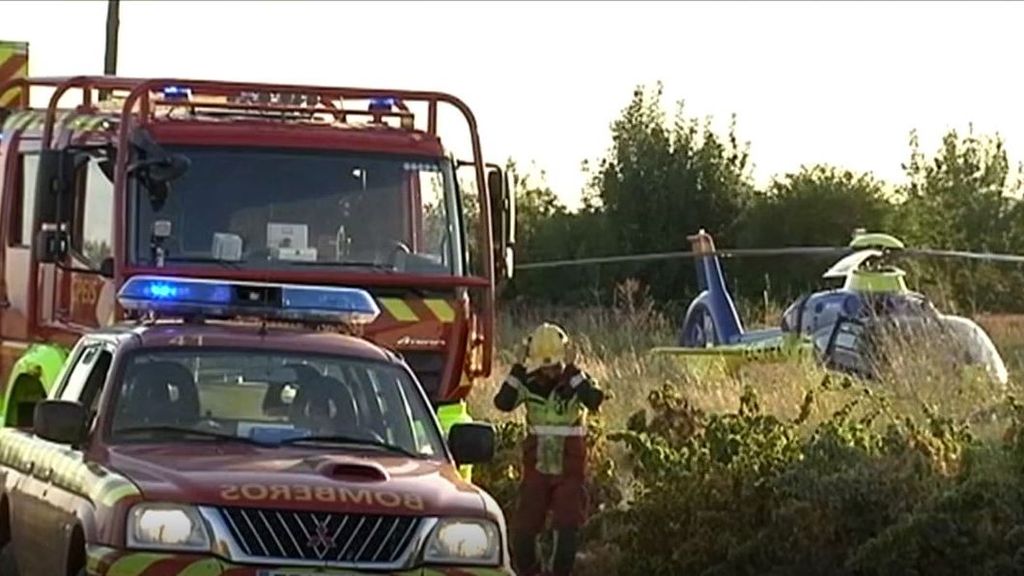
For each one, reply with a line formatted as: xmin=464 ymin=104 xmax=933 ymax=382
xmin=0 ymin=276 xmax=512 ymax=576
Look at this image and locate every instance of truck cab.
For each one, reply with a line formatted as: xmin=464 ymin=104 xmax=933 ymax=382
xmin=0 ymin=77 xmax=515 ymax=443
xmin=0 ymin=275 xmax=511 ymax=576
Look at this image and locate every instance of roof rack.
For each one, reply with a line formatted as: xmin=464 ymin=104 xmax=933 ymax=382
xmin=0 ymin=75 xmax=496 ymax=369
xmin=0 ymin=75 xmax=484 ymax=142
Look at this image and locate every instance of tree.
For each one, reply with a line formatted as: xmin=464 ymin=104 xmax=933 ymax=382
xmin=897 ymin=127 xmax=1024 ymax=312
xmin=587 ymin=83 xmax=755 ymax=303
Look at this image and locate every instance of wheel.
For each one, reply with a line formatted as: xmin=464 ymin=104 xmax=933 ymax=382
xmin=0 ymin=540 xmax=20 ymax=576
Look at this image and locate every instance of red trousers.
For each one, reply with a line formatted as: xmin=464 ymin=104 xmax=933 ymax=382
xmin=516 ymin=435 xmax=589 ymax=532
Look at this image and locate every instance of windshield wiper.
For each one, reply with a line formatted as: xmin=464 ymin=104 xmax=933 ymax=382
xmin=164 ymin=256 xmax=242 ymax=269
xmin=285 ymin=260 xmax=394 ymax=272
xmin=278 ymin=434 xmax=419 ymax=458
xmin=114 ymin=425 xmax=273 ymax=447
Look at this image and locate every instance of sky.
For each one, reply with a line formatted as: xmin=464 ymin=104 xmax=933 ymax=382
xmin=4 ymin=0 xmax=1024 ymax=210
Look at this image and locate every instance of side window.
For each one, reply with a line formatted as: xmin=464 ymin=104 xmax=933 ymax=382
xmin=417 ymin=168 xmax=449 ymax=263
xmin=73 ymin=158 xmax=114 ymax=268
xmin=9 ymin=153 xmax=38 ymax=247
xmin=59 ymin=344 xmax=112 ymax=409
xmin=58 ymin=345 xmax=102 ymax=402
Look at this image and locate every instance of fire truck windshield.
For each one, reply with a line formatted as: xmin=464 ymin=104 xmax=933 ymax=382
xmin=130 ymin=145 xmax=465 ymax=276
xmin=109 ymin=348 xmax=448 ymax=458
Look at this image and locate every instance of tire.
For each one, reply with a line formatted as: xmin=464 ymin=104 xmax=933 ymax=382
xmin=0 ymin=540 xmax=19 ymax=576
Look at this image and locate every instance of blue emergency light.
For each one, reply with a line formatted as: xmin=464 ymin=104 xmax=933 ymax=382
xmin=117 ymin=275 xmax=380 ymax=325
xmin=369 ymin=97 xmax=396 ymax=112
xmin=162 ymin=86 xmax=192 ymax=101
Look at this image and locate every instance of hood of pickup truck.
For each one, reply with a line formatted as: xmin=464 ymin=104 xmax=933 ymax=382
xmin=102 ymin=444 xmax=485 ymax=517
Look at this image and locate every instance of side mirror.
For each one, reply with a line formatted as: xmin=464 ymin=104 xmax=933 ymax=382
xmin=34 ymin=400 xmax=88 ymax=446
xmin=141 ymin=153 xmax=191 ymax=184
xmin=34 ymin=149 xmax=74 ymax=225
xmin=99 ymin=257 xmax=115 ymax=279
xmin=34 ymin=223 xmax=68 ymax=264
xmin=448 ymin=422 xmax=495 ymax=465
xmin=487 ymin=166 xmax=516 ymax=281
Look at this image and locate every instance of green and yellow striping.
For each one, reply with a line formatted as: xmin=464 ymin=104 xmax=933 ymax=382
xmin=0 ymin=429 xmax=141 ymax=509
xmin=1 ymin=109 xmax=109 ymax=134
xmin=378 ymin=297 xmax=456 ymax=324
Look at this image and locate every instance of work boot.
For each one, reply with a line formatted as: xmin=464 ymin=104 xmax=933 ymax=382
xmin=551 ymin=528 xmax=579 ymax=576
xmin=513 ymin=530 xmax=541 ymax=576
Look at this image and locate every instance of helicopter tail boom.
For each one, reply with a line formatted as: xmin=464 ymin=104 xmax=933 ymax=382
xmin=682 ymin=229 xmax=745 ymax=345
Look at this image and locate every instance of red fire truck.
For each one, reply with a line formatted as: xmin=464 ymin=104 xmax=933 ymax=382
xmin=0 ymin=71 xmax=515 ymax=447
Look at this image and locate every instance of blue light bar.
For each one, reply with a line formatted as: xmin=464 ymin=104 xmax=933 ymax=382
xmin=119 ymin=277 xmax=232 ymax=306
xmin=281 ymin=285 xmax=380 ymax=324
xmin=162 ymin=86 xmax=192 ymax=101
xmin=117 ymin=275 xmax=380 ymax=325
xmin=369 ymin=97 xmax=396 ymax=112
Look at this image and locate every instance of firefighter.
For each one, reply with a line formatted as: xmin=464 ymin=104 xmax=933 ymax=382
xmin=493 ymin=322 xmax=605 ymax=576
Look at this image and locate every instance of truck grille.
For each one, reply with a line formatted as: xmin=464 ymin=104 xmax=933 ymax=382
xmin=219 ymin=506 xmax=422 ymax=565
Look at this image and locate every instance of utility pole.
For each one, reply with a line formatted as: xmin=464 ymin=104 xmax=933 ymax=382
xmin=101 ymin=0 xmax=120 ymax=99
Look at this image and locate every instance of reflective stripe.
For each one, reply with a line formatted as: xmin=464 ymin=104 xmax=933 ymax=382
xmin=423 ymin=298 xmax=456 ymax=323
xmin=378 ymin=297 xmax=419 ymax=322
xmin=105 ymin=552 xmax=169 ymax=575
xmin=569 ymin=373 xmax=586 ymax=388
xmin=503 ymin=374 xmax=524 ymax=391
xmin=178 ymin=558 xmax=225 ymax=576
xmin=529 ymin=425 xmax=586 ymax=437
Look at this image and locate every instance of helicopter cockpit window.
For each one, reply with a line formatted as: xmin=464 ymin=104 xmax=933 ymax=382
xmin=937 ymin=315 xmax=1009 ymax=386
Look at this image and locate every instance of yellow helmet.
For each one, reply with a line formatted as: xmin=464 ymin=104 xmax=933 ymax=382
xmin=525 ymin=322 xmax=569 ymax=372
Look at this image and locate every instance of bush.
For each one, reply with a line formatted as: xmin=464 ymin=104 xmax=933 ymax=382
xmin=468 ymin=302 xmax=1024 ymax=575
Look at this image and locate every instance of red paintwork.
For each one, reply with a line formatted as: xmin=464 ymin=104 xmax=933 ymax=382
xmin=147 ymin=120 xmax=446 ymax=157
xmin=0 ymin=75 xmax=500 ymax=407
xmin=126 ymin=321 xmax=395 ymax=359
xmin=97 ymin=443 xmax=486 ymax=517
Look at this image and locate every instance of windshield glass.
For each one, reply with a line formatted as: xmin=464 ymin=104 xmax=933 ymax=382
xmin=108 ymin=348 xmax=447 ymax=458
xmin=130 ymin=146 xmax=463 ymax=275
xmin=937 ymin=314 xmax=1009 ymax=385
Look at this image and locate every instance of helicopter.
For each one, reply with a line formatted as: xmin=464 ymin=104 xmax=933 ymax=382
xmin=517 ymin=228 xmax=1023 ymax=385
xmin=652 ymin=229 xmax=1010 ymax=385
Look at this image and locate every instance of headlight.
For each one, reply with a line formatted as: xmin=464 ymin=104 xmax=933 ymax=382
xmin=423 ymin=518 xmax=501 ymax=566
xmin=126 ymin=503 xmax=211 ymax=551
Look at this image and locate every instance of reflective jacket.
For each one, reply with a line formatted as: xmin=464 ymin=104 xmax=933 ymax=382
xmin=493 ymin=364 xmax=604 ymax=476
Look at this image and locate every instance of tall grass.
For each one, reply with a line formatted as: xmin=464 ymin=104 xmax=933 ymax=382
xmin=469 ymin=287 xmax=1024 ymax=439
xmin=469 ymin=287 xmax=1024 ymax=575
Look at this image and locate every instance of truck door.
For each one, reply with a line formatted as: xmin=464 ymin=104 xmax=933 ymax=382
xmin=46 ymin=153 xmax=115 ymax=330
xmin=1 ymin=149 xmax=38 ymax=349
xmin=12 ymin=340 xmax=111 ymax=575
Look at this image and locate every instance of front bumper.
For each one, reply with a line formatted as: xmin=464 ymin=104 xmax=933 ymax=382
xmin=87 ymin=546 xmax=514 ymax=576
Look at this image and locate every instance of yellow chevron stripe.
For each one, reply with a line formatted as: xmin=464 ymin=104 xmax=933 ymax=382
xmin=378 ymin=297 xmax=419 ymax=322
xmin=423 ymin=298 xmax=456 ymax=323
xmin=105 ymin=552 xmax=170 ymax=575
xmin=179 ymin=558 xmax=226 ymax=576
xmin=0 ymin=88 xmax=20 ymax=108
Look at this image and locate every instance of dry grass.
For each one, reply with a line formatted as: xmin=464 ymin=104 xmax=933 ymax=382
xmin=469 ymin=296 xmax=1024 ymax=439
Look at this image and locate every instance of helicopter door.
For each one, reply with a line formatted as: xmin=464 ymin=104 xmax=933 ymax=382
xmin=821 ymin=316 xmax=875 ymax=379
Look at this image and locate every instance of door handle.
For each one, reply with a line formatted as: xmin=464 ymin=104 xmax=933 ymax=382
xmin=36 ymin=467 xmax=51 ymax=482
